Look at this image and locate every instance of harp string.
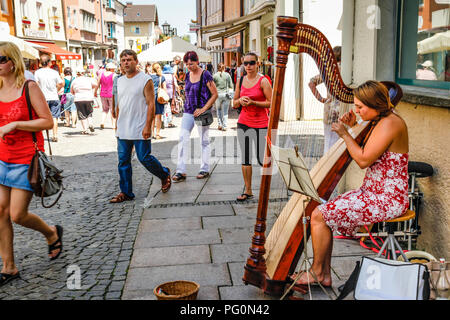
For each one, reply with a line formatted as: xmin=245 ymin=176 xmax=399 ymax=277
xmin=264 ymin=24 xmax=355 ymax=260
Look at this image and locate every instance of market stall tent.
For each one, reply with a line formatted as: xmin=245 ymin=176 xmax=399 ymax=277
xmin=138 ymin=36 xmax=212 ymax=62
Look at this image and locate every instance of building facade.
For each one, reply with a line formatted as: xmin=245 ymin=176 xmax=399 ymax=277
xmin=14 ymin=0 xmax=67 ymax=47
xmin=205 ymin=0 xmax=223 ymax=71
xmin=13 ymin=0 xmax=83 ymax=72
xmin=114 ymin=0 xmax=126 ymax=57
xmin=198 ymin=0 xmax=275 ymax=73
xmin=123 ymin=3 xmax=159 ymax=54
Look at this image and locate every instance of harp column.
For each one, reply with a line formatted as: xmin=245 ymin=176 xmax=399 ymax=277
xmin=243 ymin=16 xmax=298 ymax=292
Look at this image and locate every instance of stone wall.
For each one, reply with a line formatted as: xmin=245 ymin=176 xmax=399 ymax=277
xmin=343 ymin=102 xmax=450 ymax=259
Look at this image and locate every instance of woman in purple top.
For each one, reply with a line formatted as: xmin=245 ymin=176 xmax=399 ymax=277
xmin=172 ymin=51 xmax=218 ymax=182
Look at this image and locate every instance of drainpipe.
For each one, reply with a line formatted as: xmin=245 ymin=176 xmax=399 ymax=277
xmin=100 ymin=0 xmax=105 ymax=64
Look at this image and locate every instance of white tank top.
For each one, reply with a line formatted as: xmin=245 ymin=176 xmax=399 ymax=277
xmin=116 ymin=72 xmax=152 ymax=140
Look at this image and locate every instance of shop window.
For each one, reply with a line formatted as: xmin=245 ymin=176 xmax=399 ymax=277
xmin=20 ymin=0 xmax=28 ymax=18
xmin=36 ymin=2 xmax=42 ymax=20
xmin=107 ymin=23 xmax=116 ymax=39
xmin=397 ymin=0 xmax=450 ymax=89
xmin=263 ymin=24 xmax=274 ymax=63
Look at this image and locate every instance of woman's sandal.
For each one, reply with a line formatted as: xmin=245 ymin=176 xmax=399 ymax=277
xmin=196 ymin=171 xmax=210 ymax=179
xmin=0 ymin=272 xmax=20 ymax=287
xmin=172 ymin=173 xmax=186 ymax=182
xmin=48 ymin=225 xmax=63 ymax=261
xmin=236 ymin=193 xmax=254 ymax=202
xmin=109 ymin=192 xmax=134 ymax=203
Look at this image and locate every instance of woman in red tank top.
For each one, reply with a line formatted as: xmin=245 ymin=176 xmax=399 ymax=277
xmin=232 ymin=52 xmax=272 ymax=201
xmin=0 ymin=42 xmax=63 ymax=287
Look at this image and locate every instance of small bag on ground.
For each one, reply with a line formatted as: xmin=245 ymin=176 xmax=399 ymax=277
xmin=337 ymin=256 xmax=430 ymax=300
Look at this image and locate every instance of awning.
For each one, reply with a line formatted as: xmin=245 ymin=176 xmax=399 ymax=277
xmin=2 ymin=34 xmax=39 ymax=59
xmin=209 ymin=24 xmax=247 ymax=41
xmin=27 ymin=41 xmax=82 ymax=60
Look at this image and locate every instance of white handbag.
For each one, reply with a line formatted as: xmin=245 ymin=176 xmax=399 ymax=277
xmin=157 ymin=76 xmax=170 ymax=104
xmin=337 ymin=256 xmax=430 ymax=300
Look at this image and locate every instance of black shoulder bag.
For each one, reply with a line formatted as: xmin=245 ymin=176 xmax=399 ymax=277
xmin=193 ymin=71 xmax=213 ymax=127
xmin=24 ymin=80 xmax=64 ymax=208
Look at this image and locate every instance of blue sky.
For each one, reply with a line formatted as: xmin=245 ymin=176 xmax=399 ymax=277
xmin=129 ymin=0 xmax=198 ymax=43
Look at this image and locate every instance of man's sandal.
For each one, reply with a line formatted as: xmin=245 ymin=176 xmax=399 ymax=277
xmin=109 ymin=192 xmax=134 ymax=203
xmin=161 ymin=169 xmax=171 ymax=193
xmin=196 ymin=171 xmax=210 ymax=179
xmin=0 ymin=272 xmax=20 ymax=287
xmin=172 ymin=173 xmax=186 ymax=182
xmin=236 ymin=193 xmax=254 ymax=202
xmin=48 ymin=225 xmax=63 ymax=261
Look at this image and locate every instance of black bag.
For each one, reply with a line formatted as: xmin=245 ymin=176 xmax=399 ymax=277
xmin=24 ymin=81 xmax=64 ymax=208
xmin=193 ymin=71 xmax=213 ymax=126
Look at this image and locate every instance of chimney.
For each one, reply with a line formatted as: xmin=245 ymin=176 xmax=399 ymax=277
xmin=126 ymin=2 xmax=132 ymax=7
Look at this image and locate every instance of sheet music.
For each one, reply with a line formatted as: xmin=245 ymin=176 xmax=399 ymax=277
xmin=270 ymin=144 xmax=321 ymax=203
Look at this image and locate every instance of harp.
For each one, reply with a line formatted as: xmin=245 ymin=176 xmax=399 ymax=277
xmin=242 ymin=16 xmax=402 ymax=296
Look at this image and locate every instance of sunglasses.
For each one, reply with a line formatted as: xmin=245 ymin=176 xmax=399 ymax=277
xmin=0 ymin=56 xmax=10 ymax=64
xmin=243 ymin=60 xmax=257 ymax=66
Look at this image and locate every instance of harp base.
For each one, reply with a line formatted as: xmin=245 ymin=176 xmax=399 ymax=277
xmin=242 ymin=265 xmax=288 ymax=297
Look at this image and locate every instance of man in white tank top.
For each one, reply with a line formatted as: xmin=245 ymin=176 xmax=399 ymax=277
xmin=110 ymin=50 xmax=171 ymax=203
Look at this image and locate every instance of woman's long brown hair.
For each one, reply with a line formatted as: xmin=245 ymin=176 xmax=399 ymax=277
xmin=354 ymin=80 xmax=394 ymax=123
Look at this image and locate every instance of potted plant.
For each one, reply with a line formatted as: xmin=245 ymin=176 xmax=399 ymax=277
xmin=22 ymin=16 xmax=31 ymax=25
xmin=38 ymin=19 xmax=46 ymax=28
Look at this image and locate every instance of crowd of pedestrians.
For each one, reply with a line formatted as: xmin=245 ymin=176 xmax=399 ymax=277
xmin=0 ymin=37 xmax=411 ymax=299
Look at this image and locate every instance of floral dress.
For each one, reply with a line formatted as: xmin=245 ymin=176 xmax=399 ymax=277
xmin=318 ymin=151 xmax=409 ymax=236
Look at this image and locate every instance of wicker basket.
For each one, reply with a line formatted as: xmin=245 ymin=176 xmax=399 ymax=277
xmin=153 ymin=280 xmax=200 ymax=300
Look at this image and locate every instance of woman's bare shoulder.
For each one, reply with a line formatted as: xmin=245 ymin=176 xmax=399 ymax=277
xmin=378 ymin=113 xmax=407 ymax=134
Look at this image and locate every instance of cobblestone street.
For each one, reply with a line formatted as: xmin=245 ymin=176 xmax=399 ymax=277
xmin=0 ymin=107 xmax=155 ymax=300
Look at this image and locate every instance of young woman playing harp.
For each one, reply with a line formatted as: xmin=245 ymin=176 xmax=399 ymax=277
xmin=290 ymin=80 xmax=409 ymax=287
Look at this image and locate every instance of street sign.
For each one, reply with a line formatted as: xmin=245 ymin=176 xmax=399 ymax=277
xmin=189 ymin=23 xmax=200 ymax=33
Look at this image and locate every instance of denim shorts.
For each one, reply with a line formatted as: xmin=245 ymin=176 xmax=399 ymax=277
xmin=0 ymin=160 xmax=34 ymax=192
xmin=48 ymin=100 xmax=61 ymax=119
